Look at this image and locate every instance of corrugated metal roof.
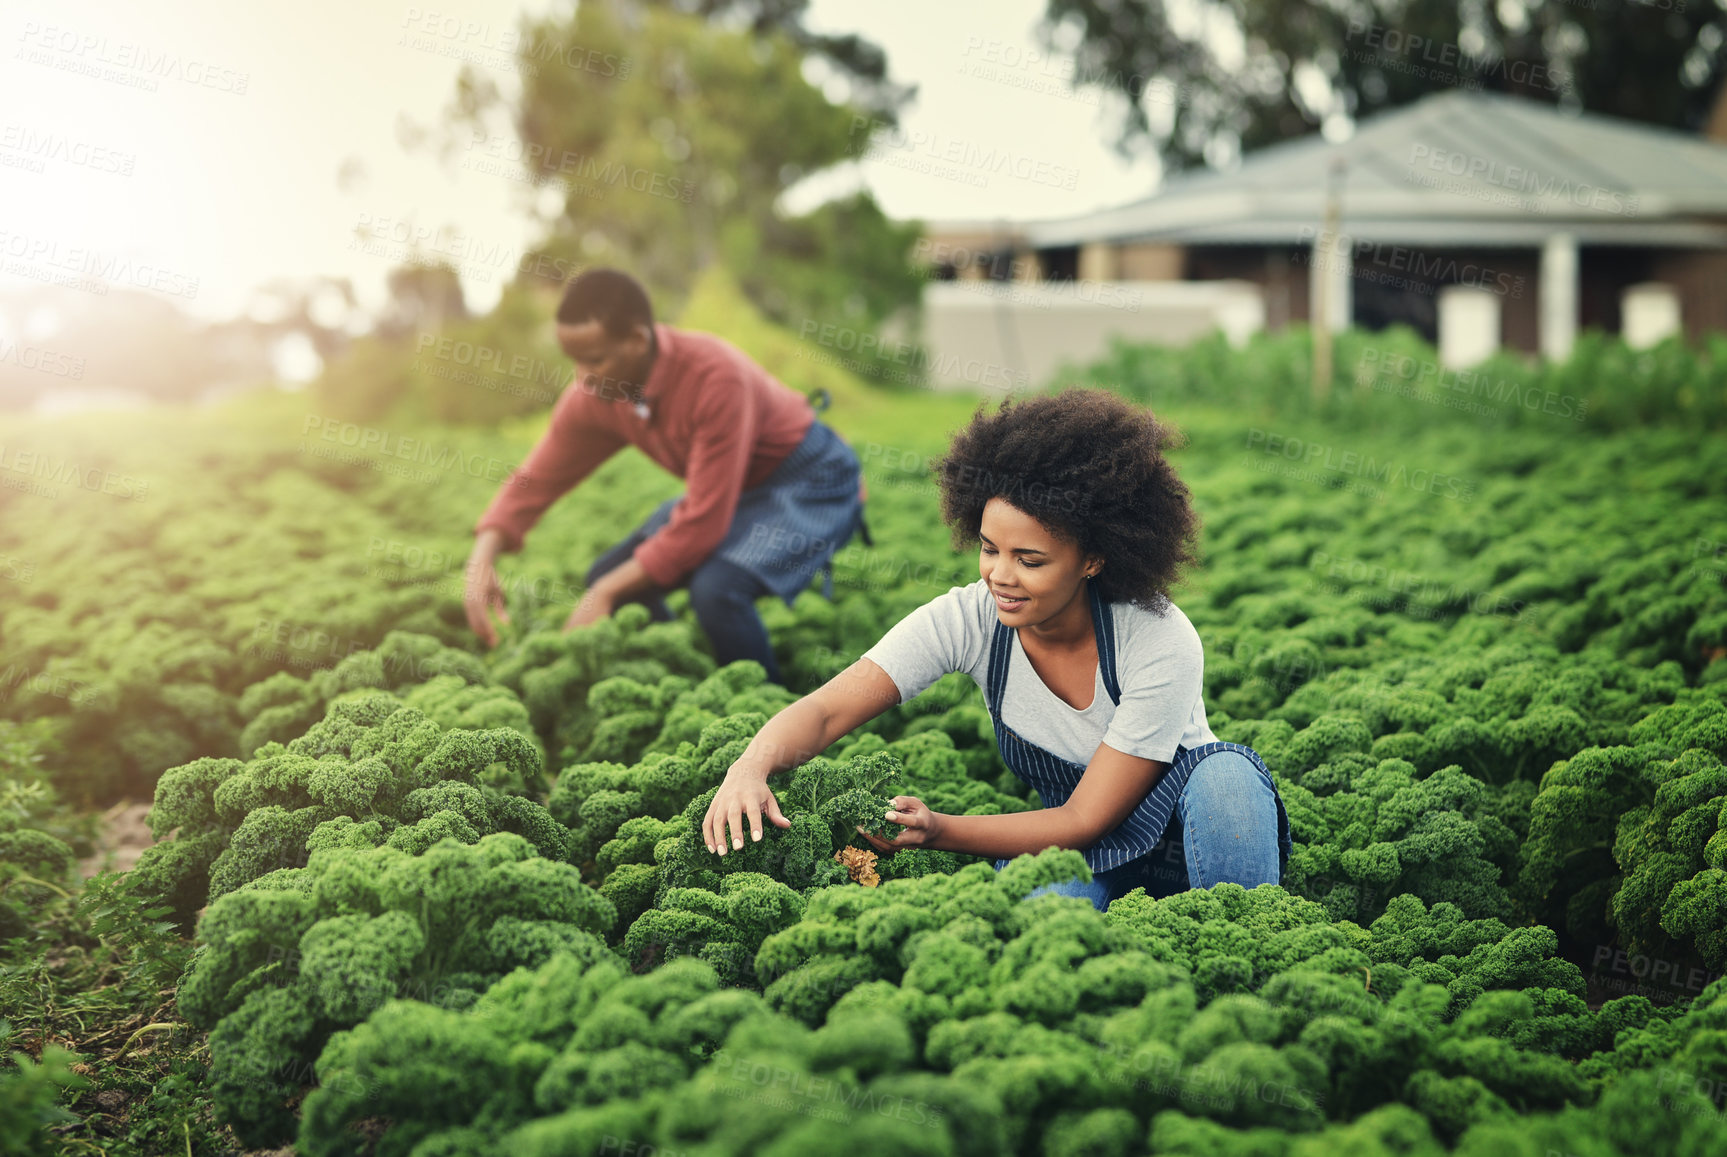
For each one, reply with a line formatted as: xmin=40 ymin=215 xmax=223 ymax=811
xmin=1026 ymin=90 xmax=1727 ymax=250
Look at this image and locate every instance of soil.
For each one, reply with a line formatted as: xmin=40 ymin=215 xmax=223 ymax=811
xmin=79 ymin=799 xmax=155 ymax=877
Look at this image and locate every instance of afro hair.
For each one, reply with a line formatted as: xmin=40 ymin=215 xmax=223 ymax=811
xmin=935 ymin=387 xmax=1200 ymax=611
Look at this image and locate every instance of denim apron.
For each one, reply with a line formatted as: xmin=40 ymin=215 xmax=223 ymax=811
xmin=630 ymin=419 xmax=866 ymax=605
xmin=986 ymin=580 xmax=1294 ymax=879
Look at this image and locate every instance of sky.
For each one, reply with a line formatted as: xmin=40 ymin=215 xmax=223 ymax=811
xmin=0 ymin=0 xmax=1163 ymax=335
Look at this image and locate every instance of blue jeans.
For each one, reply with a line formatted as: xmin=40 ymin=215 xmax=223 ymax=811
xmin=1013 ymin=749 xmax=1284 ymax=912
xmin=587 ymin=534 xmax=782 ymax=684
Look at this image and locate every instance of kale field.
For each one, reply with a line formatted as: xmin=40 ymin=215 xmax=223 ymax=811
xmin=3 ymin=278 xmax=1726 ymax=1156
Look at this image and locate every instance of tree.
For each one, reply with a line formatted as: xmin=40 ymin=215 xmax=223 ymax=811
xmin=440 ymin=0 xmax=924 ymax=379
xmin=1040 ymin=0 xmax=1727 ymax=170
xmin=374 ymin=263 xmax=470 ymax=343
xmin=644 ymin=0 xmax=913 ymax=122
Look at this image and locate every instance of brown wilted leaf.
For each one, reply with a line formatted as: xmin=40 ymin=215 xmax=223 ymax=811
xmin=835 ymin=846 xmax=880 ymax=887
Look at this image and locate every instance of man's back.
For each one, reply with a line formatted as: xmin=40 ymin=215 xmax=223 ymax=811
xmin=464 ymin=267 xmax=863 ymax=684
xmin=475 ymin=323 xmax=816 ymax=567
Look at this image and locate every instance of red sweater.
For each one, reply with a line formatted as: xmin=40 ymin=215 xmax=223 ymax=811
xmin=474 ymin=324 xmax=815 ymax=588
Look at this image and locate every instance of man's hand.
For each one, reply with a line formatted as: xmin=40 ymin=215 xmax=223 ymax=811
xmin=563 ymin=587 xmax=614 ymax=631
xmin=463 ymin=531 xmax=511 ymax=647
xmin=857 ymin=796 xmax=944 ymax=853
xmin=565 ymin=555 xmax=658 ymax=633
xmin=703 ymin=769 xmax=792 ymax=854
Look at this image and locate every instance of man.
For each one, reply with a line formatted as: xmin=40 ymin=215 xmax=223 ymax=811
xmin=465 ymin=268 xmax=864 ymax=684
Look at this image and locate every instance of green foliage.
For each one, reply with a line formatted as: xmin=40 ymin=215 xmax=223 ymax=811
xmin=491 ymin=605 xmax=718 ymax=764
xmin=1611 ymin=745 xmax=1727 ymax=970
xmin=178 ymin=832 xmax=615 ymax=1146
xmin=1279 ymin=759 xmax=1521 ymax=925
xmin=237 ymin=631 xmax=494 ymax=757
xmin=0 ymin=823 xmax=75 ymax=946
xmin=1067 ymin=324 xmax=1727 ymax=435
xmin=0 ymin=721 xmax=93 ymax=857
xmin=134 ymin=694 xmax=568 ymax=929
xmin=623 ymin=871 xmax=806 ymax=984
xmin=1515 ymin=699 xmax=1727 ymax=977
xmin=649 ymin=746 xmax=931 ymax=901
xmin=296 ymin=849 xmax=1727 ymax=1157
xmin=5 ymin=264 xmax=1727 ymax=1155
xmin=0 ymin=1036 xmax=85 ymax=1156
xmin=0 ymin=403 xmax=505 ymax=805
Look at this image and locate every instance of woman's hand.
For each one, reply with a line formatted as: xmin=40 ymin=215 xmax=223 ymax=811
xmin=857 ymin=796 xmax=944 ymax=853
xmin=703 ymin=771 xmax=791 ymax=854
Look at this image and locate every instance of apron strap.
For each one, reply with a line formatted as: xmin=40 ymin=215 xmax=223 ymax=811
xmin=985 ymin=578 xmax=1121 ymax=718
xmin=1089 ymin=578 xmax=1121 ymax=707
xmin=985 ymin=617 xmax=1014 ymax=717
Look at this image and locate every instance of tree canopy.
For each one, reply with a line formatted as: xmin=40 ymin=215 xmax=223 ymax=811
xmin=441 ymin=0 xmax=922 ymax=378
xmin=1040 ymin=0 xmax=1727 ymax=170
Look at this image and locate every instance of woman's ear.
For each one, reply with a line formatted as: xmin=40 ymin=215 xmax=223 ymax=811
xmin=1084 ymin=555 xmax=1105 ymax=579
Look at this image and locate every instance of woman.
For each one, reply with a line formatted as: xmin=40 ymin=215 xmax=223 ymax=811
xmin=700 ymin=389 xmax=1290 ymax=911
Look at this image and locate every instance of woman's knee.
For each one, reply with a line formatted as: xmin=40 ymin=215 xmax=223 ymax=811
xmin=994 ymin=859 xmax=1110 ymax=911
xmin=1181 ymin=750 xmax=1282 ymax=890
xmin=1183 ymin=751 xmax=1277 ymax=817
xmin=1023 ymin=876 xmax=1110 ymax=912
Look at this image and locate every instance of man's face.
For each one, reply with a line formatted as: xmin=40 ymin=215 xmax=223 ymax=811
xmin=556 ymin=318 xmax=654 ymax=399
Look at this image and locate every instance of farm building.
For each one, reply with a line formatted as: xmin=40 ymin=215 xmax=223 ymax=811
xmin=919 ymin=89 xmax=1727 ymax=387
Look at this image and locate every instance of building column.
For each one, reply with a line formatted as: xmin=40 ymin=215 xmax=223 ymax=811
xmin=1078 ymin=242 xmax=1118 ymax=282
xmin=1540 ymin=233 xmax=1579 ymax=362
xmin=1308 ymin=229 xmax=1351 ymax=333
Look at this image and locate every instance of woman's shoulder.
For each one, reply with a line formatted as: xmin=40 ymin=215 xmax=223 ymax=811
xmin=887 ymin=578 xmax=996 ymax=638
xmin=866 ymin=578 xmax=995 ymax=682
xmin=941 ymin=577 xmax=998 ymax=627
xmin=1107 ymin=595 xmax=1203 ymax=659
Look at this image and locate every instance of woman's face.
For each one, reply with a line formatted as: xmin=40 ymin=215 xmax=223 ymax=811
xmin=977 ymin=497 xmax=1101 ymax=627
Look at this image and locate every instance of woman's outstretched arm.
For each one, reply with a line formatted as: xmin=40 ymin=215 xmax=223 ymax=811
xmin=860 ymin=744 xmax=1168 ymax=862
xmin=701 ymin=657 xmax=903 ymax=854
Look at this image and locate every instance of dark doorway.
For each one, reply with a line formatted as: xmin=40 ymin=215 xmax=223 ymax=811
xmin=1036 ymin=245 xmax=1080 ymax=282
xmin=1352 ymin=272 xmax=1439 ymax=343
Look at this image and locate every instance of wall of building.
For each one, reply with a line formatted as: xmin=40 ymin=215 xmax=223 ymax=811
xmin=1184 ymin=243 xmax=1554 ymax=352
xmin=925 ymin=229 xmax=1724 ymax=366
xmin=920 ymin=279 xmax=1264 ymax=392
xmin=1651 ymin=250 xmax=1727 ymax=343
xmin=1491 ymin=252 xmax=1542 ymax=354
xmin=914 ymin=227 xmax=1030 ymax=282
xmin=1184 ymin=246 xmax=1311 ymax=334
xmin=1115 ymin=243 xmax=1185 ymax=281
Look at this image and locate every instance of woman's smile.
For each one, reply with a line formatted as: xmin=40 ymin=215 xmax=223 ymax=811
xmin=991 ymin=588 xmax=1030 ymax=614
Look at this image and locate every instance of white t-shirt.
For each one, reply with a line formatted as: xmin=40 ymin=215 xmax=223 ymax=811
xmin=863 ymin=579 xmax=1218 ymax=765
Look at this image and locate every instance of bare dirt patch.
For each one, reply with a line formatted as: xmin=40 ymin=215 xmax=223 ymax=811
xmin=79 ymin=799 xmax=155 ymax=877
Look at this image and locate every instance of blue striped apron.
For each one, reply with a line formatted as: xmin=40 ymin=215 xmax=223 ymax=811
xmin=986 ymin=580 xmax=1293 ymax=880
xmin=631 ymin=419 xmax=865 ymax=605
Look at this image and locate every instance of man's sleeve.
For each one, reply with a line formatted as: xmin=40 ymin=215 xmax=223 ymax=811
xmin=631 ymin=372 xmax=756 ymax=588
xmin=474 ymin=389 xmax=624 ymax=553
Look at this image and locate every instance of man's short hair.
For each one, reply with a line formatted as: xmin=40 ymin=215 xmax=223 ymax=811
xmin=556 ymin=268 xmax=654 ymax=337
